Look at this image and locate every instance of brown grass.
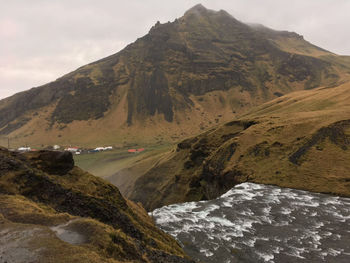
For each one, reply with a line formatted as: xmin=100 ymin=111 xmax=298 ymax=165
xmin=116 ymin=81 xmax=350 ymax=210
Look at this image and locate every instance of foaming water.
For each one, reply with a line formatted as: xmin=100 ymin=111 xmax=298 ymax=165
xmin=152 ymin=183 xmax=350 ymax=263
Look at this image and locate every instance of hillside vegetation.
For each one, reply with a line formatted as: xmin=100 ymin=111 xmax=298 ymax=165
xmin=112 ymin=81 xmax=350 ymax=211
xmin=1 ymin=4 xmax=350 ymax=148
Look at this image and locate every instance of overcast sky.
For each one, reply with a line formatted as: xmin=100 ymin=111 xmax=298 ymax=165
xmin=1 ymin=0 xmax=349 ymax=99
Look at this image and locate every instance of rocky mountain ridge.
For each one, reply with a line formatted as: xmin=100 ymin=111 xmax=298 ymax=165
xmin=1 ymin=4 xmax=349 ymax=147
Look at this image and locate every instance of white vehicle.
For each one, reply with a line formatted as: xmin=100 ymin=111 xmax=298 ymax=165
xmin=18 ymin=147 xmax=31 ymax=152
xmin=65 ymin=147 xmax=79 ymax=152
xmin=94 ymin=147 xmax=105 ymax=151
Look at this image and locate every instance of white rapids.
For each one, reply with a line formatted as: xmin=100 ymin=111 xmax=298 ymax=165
xmin=152 ymin=183 xmax=350 ymax=263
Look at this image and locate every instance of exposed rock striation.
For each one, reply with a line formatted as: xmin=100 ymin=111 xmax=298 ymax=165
xmin=0 ymin=5 xmax=348 ymax=147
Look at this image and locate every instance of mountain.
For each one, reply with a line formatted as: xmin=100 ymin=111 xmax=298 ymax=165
xmin=1 ymin=4 xmax=350 ymax=148
xmin=112 ymin=81 xmax=350 ymax=211
xmin=0 ymin=148 xmax=193 ymax=262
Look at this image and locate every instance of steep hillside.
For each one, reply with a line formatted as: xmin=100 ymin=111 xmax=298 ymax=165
xmin=1 ymin=4 xmax=349 ymax=148
xmin=113 ymin=81 xmax=350 ymax=211
xmin=0 ymin=148 xmax=193 ymax=262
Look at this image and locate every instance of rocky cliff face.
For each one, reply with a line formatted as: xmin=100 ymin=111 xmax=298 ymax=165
xmin=0 ymin=148 xmax=193 ymax=262
xmin=0 ymin=4 xmax=348 ymax=147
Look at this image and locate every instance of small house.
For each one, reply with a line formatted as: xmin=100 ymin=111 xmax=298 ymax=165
xmin=65 ymin=147 xmax=79 ymax=152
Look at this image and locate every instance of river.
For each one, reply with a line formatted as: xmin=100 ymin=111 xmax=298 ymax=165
xmin=152 ymin=183 xmax=350 ymax=263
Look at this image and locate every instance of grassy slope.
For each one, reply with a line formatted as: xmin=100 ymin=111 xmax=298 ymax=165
xmin=0 ymin=148 xmax=192 ymax=262
xmin=114 ymin=81 xmax=350 ymax=210
xmin=0 ymin=89 xmax=240 ymax=149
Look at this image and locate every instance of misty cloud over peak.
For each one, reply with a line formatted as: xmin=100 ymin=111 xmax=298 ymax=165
xmin=1 ymin=0 xmax=349 ymax=99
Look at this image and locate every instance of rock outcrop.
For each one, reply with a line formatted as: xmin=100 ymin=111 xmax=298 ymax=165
xmin=0 ymin=147 xmax=193 ymax=263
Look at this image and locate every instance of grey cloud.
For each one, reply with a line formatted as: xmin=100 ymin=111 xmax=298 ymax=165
xmin=1 ymin=0 xmax=349 ymax=99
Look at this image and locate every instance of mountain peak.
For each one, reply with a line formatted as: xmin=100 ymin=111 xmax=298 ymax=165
xmin=184 ymin=4 xmax=235 ymax=21
xmin=184 ymin=3 xmax=208 ymax=15
xmin=0 ymin=4 xmax=342 ymax=148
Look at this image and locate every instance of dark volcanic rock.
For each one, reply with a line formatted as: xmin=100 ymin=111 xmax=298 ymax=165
xmin=24 ymin=150 xmax=74 ymax=175
xmin=289 ymin=119 xmax=350 ymax=165
xmin=0 ymin=148 xmax=27 ymax=175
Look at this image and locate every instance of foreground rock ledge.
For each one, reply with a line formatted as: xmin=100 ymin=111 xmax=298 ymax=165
xmin=0 ymin=147 xmax=194 ymax=263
